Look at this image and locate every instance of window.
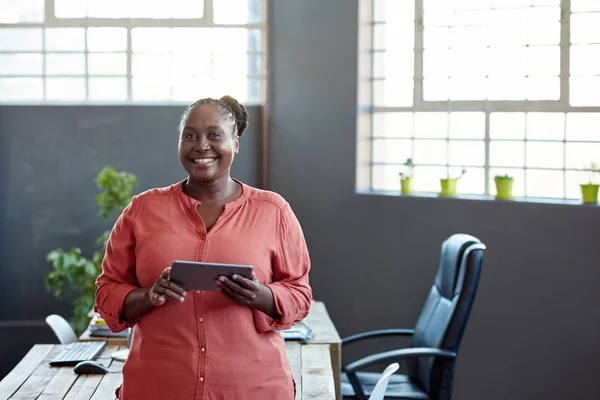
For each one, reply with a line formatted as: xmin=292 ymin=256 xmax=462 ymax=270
xmin=0 ymin=0 xmax=265 ymax=103
xmin=357 ymin=0 xmax=600 ymax=200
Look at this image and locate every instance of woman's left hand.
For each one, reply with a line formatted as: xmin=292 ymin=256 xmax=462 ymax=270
xmin=216 ymin=272 xmax=262 ymax=306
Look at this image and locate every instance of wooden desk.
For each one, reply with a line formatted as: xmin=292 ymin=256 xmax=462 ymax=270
xmin=80 ymin=300 xmax=342 ymax=399
xmin=0 ymin=343 xmax=335 ymax=400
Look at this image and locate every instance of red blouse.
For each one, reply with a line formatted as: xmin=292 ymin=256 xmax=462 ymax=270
xmin=95 ymin=180 xmax=312 ymax=399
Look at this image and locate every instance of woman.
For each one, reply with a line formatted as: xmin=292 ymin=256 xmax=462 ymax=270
xmin=95 ymin=96 xmax=312 ymax=399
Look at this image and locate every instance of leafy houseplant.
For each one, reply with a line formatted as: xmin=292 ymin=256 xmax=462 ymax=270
xmin=580 ymin=162 xmax=600 ymax=204
xmin=45 ymin=167 xmax=138 ymax=334
xmin=439 ymin=168 xmax=466 ymax=197
xmin=494 ymin=174 xmax=514 ymax=200
xmin=399 ymin=158 xmax=415 ymax=194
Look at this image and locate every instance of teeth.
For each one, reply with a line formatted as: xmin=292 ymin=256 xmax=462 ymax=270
xmin=194 ymin=158 xmax=215 ymax=164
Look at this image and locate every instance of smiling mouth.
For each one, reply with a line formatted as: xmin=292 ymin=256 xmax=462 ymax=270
xmin=192 ymin=158 xmax=217 ymax=166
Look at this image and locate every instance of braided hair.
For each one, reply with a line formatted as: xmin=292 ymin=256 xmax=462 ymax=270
xmin=178 ymin=95 xmax=249 ymax=137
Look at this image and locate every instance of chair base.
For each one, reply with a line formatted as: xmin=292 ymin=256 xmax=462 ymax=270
xmin=342 ymin=372 xmax=431 ymax=399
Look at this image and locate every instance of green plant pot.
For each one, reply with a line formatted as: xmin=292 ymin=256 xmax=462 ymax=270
xmin=400 ymin=177 xmax=413 ymax=194
xmin=580 ymin=184 xmax=600 ymax=204
xmin=439 ymin=178 xmax=458 ymax=197
xmin=494 ymin=178 xmax=514 ymax=200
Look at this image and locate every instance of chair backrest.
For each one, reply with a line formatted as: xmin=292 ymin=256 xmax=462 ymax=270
xmin=369 ymin=363 xmax=400 ymax=400
xmin=407 ymin=234 xmax=485 ymax=400
xmin=45 ymin=314 xmax=78 ymax=344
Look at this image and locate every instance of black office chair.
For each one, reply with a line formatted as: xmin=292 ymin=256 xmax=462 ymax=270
xmin=342 ymin=234 xmax=485 ymax=400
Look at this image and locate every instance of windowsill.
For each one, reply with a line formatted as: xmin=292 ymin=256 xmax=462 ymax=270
xmin=357 ymin=189 xmax=599 ymax=208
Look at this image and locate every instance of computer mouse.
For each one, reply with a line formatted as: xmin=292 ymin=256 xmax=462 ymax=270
xmin=73 ymin=360 xmax=109 ymax=375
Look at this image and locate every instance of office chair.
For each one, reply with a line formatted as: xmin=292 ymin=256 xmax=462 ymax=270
xmin=342 ymin=234 xmax=486 ymax=400
xmin=45 ymin=314 xmax=78 ymax=344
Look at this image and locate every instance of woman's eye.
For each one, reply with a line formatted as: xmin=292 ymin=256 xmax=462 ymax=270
xmin=183 ymin=133 xmax=196 ymax=140
xmin=209 ymin=132 xmax=221 ymax=139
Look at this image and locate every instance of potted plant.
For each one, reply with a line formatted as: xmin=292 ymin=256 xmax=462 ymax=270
xmin=494 ymin=174 xmax=514 ymax=200
xmin=580 ymin=162 xmax=600 ymax=204
xmin=399 ymin=158 xmax=414 ymax=194
xmin=439 ymin=168 xmax=466 ymax=197
xmin=45 ymin=167 xmax=138 ymax=333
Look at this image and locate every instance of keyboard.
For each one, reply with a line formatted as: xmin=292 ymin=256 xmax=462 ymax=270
xmin=49 ymin=341 xmax=107 ymax=366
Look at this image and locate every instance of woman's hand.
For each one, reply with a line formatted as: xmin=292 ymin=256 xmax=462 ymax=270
xmin=216 ymin=272 xmax=261 ymax=306
xmin=148 ymin=267 xmax=187 ymax=306
xmin=217 ymin=272 xmax=280 ymax=319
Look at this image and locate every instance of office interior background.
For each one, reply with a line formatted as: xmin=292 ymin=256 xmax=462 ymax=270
xmin=1 ymin=0 xmax=600 ymax=399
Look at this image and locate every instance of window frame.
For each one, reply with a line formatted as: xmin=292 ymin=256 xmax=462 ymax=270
xmin=0 ymin=0 xmax=266 ymax=105
xmin=357 ymin=0 xmax=600 ymax=200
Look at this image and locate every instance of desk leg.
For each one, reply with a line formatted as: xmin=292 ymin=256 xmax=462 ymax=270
xmin=330 ymin=343 xmax=341 ymax=400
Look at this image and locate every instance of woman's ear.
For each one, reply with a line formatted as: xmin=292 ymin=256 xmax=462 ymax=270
xmin=234 ymin=137 xmax=240 ymax=154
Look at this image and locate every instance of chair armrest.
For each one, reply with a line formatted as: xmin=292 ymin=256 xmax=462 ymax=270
xmin=344 ymin=347 xmax=456 ymax=374
xmin=342 ymin=329 xmax=415 ymax=346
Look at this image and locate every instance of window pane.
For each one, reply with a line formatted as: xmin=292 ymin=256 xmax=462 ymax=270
xmin=88 ymin=77 xmax=127 ymax=101
xmin=526 ymin=113 xmax=565 ymax=140
xmin=0 ymin=0 xmax=44 ymax=23
xmin=414 ymin=140 xmax=447 ymax=165
xmin=412 ymin=166 xmax=448 ymax=192
xmin=527 ymin=77 xmax=560 ymax=100
xmin=212 ymin=53 xmax=247 ymax=78
xmin=247 ymin=78 xmax=262 ymax=103
xmin=372 ymin=165 xmax=403 ymax=192
xmin=527 ymin=22 xmax=560 ymax=45
xmin=132 ymin=54 xmax=171 ymax=77
xmin=424 ymin=49 xmax=450 ymax=78
xmin=375 ymin=0 xmax=415 ymax=23
xmin=490 ymin=141 xmax=525 ymax=167
xmin=46 ymin=54 xmax=85 ymax=75
xmin=372 ymin=139 xmax=412 ymax=164
xmin=414 ymin=112 xmax=448 ymax=139
xmin=449 ymin=26 xmax=488 ymax=49
xmin=487 ymin=47 xmax=526 ymax=77
xmin=46 ymin=78 xmax=86 ymax=101
xmin=566 ymin=170 xmax=595 ymax=199
xmin=373 ymin=80 xmax=413 ymax=107
xmin=490 ymin=168 xmax=525 ymax=197
xmin=211 ymin=28 xmax=248 ymax=53
xmin=373 ymin=23 xmax=414 ymax=51
xmin=490 ymin=112 xmax=526 ymax=139
xmin=373 ymin=112 xmax=413 ymax=138
xmin=571 ymin=0 xmax=600 ymax=12
xmin=526 ymin=169 xmax=564 ymax=198
xmin=527 ymin=46 xmax=560 ymax=76
xmin=424 ymin=27 xmax=450 ymax=49
xmin=132 ymin=78 xmax=172 ymax=101
xmin=570 ymin=76 xmax=600 ymax=106
xmin=571 ymin=13 xmax=600 ymax=44
xmin=488 ymin=77 xmax=527 ymax=100
xmin=0 ymin=28 xmax=42 ymax=51
xmin=373 ymin=51 xmax=414 ymax=80
xmin=448 ymin=140 xmax=485 ymax=166
xmin=172 ymin=53 xmax=211 ymax=78
xmin=247 ymin=54 xmax=262 ymax=76
xmin=449 ymin=112 xmax=485 ymax=139
xmin=526 ymin=141 xmax=564 ymax=168
xmin=0 ymin=54 xmax=43 ymax=75
xmin=566 ymin=143 xmax=600 ymax=169
xmin=88 ymin=53 xmax=127 ymax=75
xmin=132 ymin=28 xmax=172 ymax=53
xmin=459 ymin=167 xmax=485 ymax=194
xmin=423 ymin=78 xmax=450 ymax=100
xmin=571 ymin=45 xmax=600 ymax=76
xmin=214 ymin=0 xmax=262 ymax=24
xmin=450 ymin=77 xmax=487 ymax=100
xmin=44 ymin=28 xmax=85 ymax=52
xmin=566 ymin=113 xmax=600 ymax=141
xmin=87 ymin=28 xmax=127 ymax=52
xmin=0 ymin=78 xmax=43 ymax=101
xmin=489 ymin=24 xmax=527 ymax=46
xmin=172 ymin=77 xmax=214 ymax=101
xmin=54 ymin=0 xmax=87 ymax=18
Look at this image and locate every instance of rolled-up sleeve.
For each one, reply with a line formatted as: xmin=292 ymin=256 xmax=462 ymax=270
xmin=254 ymin=203 xmax=312 ymax=332
xmin=94 ymin=196 xmax=139 ymax=333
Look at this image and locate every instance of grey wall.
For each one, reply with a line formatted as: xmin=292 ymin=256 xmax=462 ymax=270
xmin=268 ymin=1 xmax=600 ymax=399
xmin=0 ymin=105 xmax=262 ymax=377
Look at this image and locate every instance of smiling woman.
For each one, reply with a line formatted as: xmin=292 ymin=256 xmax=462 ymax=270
xmin=94 ymin=95 xmax=313 ymax=400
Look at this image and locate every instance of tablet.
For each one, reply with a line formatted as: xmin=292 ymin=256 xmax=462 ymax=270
xmin=169 ymin=260 xmax=253 ymax=291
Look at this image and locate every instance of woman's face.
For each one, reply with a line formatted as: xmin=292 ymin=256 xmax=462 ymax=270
xmin=178 ymin=105 xmax=239 ymax=184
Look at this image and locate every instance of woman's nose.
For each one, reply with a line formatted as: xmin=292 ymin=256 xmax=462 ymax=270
xmin=196 ymin=136 xmax=211 ymax=151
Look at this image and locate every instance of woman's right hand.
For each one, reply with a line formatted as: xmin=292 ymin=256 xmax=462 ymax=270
xmin=148 ymin=267 xmax=187 ymax=306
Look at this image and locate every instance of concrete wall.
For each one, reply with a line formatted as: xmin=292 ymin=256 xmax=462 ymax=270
xmin=267 ymin=1 xmax=600 ymax=399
